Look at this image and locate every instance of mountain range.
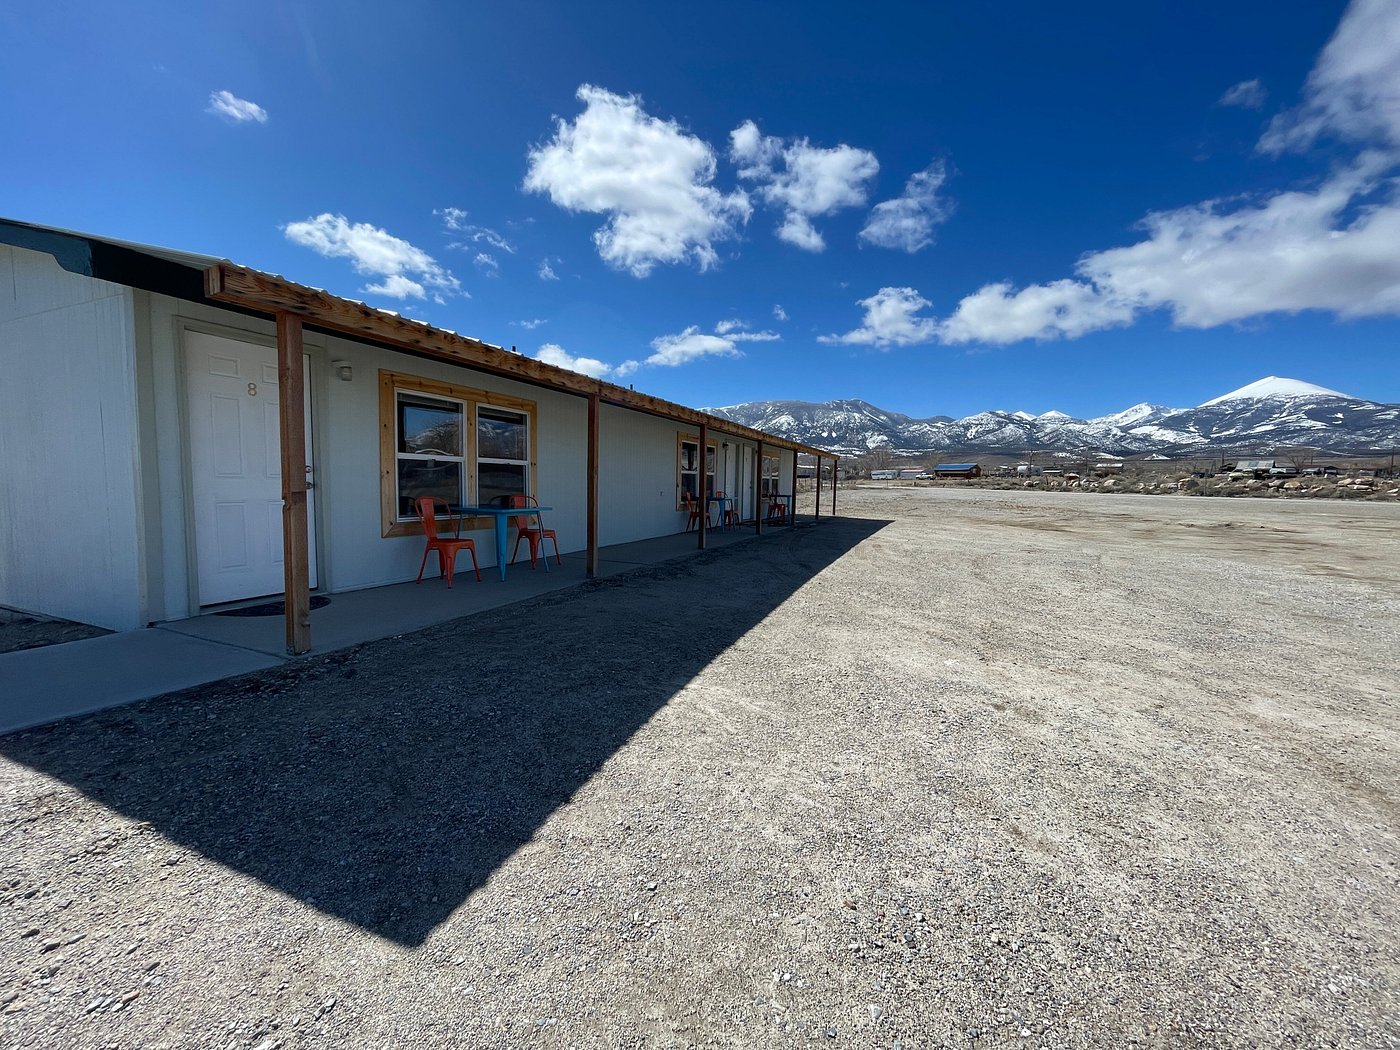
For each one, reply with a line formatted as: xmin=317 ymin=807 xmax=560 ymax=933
xmin=707 ymin=377 xmax=1400 ymax=458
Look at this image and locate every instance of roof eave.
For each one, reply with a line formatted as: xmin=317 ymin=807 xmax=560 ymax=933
xmin=204 ymin=262 xmax=836 ymax=459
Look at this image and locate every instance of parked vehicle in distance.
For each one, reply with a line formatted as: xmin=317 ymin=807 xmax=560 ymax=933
xmin=1269 ymin=466 xmax=1300 ymax=477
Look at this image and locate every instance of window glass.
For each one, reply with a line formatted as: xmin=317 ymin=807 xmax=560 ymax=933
xmin=478 ymin=407 xmax=527 ymax=461
xmin=762 ymin=454 xmax=780 ymax=496
xmin=677 ymin=437 xmax=716 ymax=506
xmin=396 ymin=392 xmax=465 ymax=516
xmin=479 ymin=462 xmax=527 ymax=507
xmin=399 ymin=396 xmax=462 ymax=456
xmin=477 ymin=406 xmax=528 ymax=506
xmin=398 ymin=460 xmax=462 ymax=517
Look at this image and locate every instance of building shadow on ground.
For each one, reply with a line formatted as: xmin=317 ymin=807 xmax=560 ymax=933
xmin=2 ymin=517 xmax=888 ymax=947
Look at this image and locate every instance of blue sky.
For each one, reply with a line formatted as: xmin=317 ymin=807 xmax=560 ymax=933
xmin=4 ymin=1 xmax=1398 ymax=418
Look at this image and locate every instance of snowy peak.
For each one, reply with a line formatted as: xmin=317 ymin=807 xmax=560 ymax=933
xmin=706 ymin=378 xmax=1396 ymax=457
xmin=1200 ymin=376 xmax=1351 ymax=406
xmin=1093 ymin=402 xmax=1168 ymax=428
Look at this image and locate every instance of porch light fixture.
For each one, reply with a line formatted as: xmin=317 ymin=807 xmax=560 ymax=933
xmin=332 ymin=359 xmax=353 ymax=381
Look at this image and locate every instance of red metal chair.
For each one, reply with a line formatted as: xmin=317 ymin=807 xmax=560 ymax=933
xmin=712 ymin=490 xmax=740 ymax=530
xmin=509 ymin=495 xmax=561 ymax=569
xmin=682 ymin=490 xmax=702 ymax=532
xmin=722 ymin=492 xmax=742 ymax=528
xmin=414 ymin=496 xmax=480 ymax=586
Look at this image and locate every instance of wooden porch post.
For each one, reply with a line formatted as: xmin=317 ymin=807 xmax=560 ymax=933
xmin=697 ymin=422 xmax=708 ymax=549
xmin=755 ymin=440 xmax=763 ymax=535
xmin=832 ymin=457 xmax=838 ymax=516
xmin=276 ymin=312 xmax=311 ymax=655
xmin=815 ymin=456 xmax=823 ymax=519
xmin=790 ymin=451 xmax=799 ymax=525
xmin=586 ymin=393 xmax=600 ymax=578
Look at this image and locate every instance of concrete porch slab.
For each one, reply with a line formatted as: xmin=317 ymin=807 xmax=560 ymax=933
xmin=0 ymin=630 xmax=282 ymax=735
xmin=0 ymin=524 xmax=789 ymax=734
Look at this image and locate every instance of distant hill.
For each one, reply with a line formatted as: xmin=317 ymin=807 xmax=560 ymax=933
xmin=707 ymin=377 xmax=1400 ymax=457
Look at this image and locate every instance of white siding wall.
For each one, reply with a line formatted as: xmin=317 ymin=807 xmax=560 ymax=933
xmin=596 ymin=406 xmax=696 ymax=545
xmin=0 ymin=245 xmax=143 ymax=630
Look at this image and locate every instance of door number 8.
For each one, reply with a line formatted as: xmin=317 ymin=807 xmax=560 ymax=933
xmin=248 ymin=382 xmax=258 ymax=396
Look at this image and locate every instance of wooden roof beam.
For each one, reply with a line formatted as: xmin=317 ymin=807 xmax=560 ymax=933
xmin=204 ymin=263 xmax=837 ymax=462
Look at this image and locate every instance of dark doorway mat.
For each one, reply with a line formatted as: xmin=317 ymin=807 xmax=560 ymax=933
xmin=214 ymin=596 xmax=331 ymax=618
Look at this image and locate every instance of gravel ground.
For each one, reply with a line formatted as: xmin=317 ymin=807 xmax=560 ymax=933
xmin=0 ymin=614 xmax=110 ymax=656
xmin=2 ymin=487 xmax=1397 ymax=1049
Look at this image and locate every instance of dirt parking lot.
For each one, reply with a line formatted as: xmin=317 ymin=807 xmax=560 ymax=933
xmin=2 ymin=487 xmax=1397 ymax=1049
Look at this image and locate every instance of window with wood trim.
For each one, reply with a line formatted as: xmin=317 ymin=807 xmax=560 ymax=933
xmin=380 ymin=370 xmax=537 ymax=537
xmin=677 ymin=434 xmax=716 ymax=508
xmin=761 ymin=453 xmax=781 ymax=497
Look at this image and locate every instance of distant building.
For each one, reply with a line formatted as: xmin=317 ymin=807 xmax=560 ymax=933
xmin=934 ymin=463 xmax=982 ymax=478
xmin=1233 ymin=459 xmax=1278 ymax=477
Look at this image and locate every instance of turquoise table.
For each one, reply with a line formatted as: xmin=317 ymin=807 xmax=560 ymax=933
xmin=449 ymin=505 xmax=553 ymax=582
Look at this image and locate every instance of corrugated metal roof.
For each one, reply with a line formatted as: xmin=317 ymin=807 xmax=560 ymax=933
xmin=935 ymin=463 xmax=978 ymax=470
xmin=0 ymin=216 xmax=222 ymax=271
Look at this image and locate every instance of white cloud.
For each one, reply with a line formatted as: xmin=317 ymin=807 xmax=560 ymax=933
xmin=283 ymin=213 xmax=462 ymax=302
xmin=860 ymin=161 xmax=952 ymax=252
xmin=535 ymin=342 xmax=613 ymax=378
xmin=1219 ymin=79 xmax=1267 ymax=109
xmin=819 ymin=287 xmax=939 ymax=348
xmin=645 ymin=326 xmax=744 ymax=367
xmin=773 ymin=304 xmax=788 ymax=322
xmin=1079 ymin=157 xmax=1400 ymax=326
xmin=934 ymin=2 xmax=1400 ymax=346
xmin=713 ymin=318 xmax=779 ymax=342
xmin=538 ymin=259 xmax=559 ymax=280
xmin=207 ymin=90 xmax=268 ymax=124
xmin=524 ymin=84 xmax=751 ymax=276
xmin=937 ymin=155 xmax=1400 ymax=344
xmin=937 ymin=280 xmax=1135 ymax=345
xmin=618 ymin=319 xmax=771 ymax=375
xmin=1260 ymin=0 xmax=1400 ymax=151
xmin=437 ymin=207 xmax=517 ymax=253
xmin=362 ymin=274 xmax=428 ymax=300
xmin=474 ymin=252 xmax=499 ymax=276
xmin=730 ymin=119 xmax=879 ymax=251
xmin=514 ymin=318 xmax=547 ymax=330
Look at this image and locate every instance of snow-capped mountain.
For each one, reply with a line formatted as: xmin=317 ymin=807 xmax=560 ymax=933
xmin=707 ymin=377 xmax=1400 ymax=457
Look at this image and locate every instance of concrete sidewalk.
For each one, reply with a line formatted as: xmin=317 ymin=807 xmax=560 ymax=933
xmin=0 ymin=525 xmax=784 ymax=734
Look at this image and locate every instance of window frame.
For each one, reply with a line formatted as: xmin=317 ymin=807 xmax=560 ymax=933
xmin=761 ymin=453 xmax=781 ymax=497
xmin=379 ymin=370 xmax=537 ymax=538
xmin=676 ymin=432 xmax=717 ymax=510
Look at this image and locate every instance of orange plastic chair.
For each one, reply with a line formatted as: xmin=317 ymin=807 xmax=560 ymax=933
xmin=509 ymin=495 xmax=561 ymax=569
xmin=682 ymin=490 xmax=702 ymax=532
xmin=414 ymin=496 xmax=481 ymax=586
xmin=766 ymin=495 xmax=787 ymax=524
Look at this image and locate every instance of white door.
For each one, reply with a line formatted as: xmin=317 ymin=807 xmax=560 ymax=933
xmin=740 ymin=445 xmax=754 ymax=521
xmin=724 ymin=446 xmax=739 ymax=517
xmin=186 ymin=331 xmax=317 ymax=606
